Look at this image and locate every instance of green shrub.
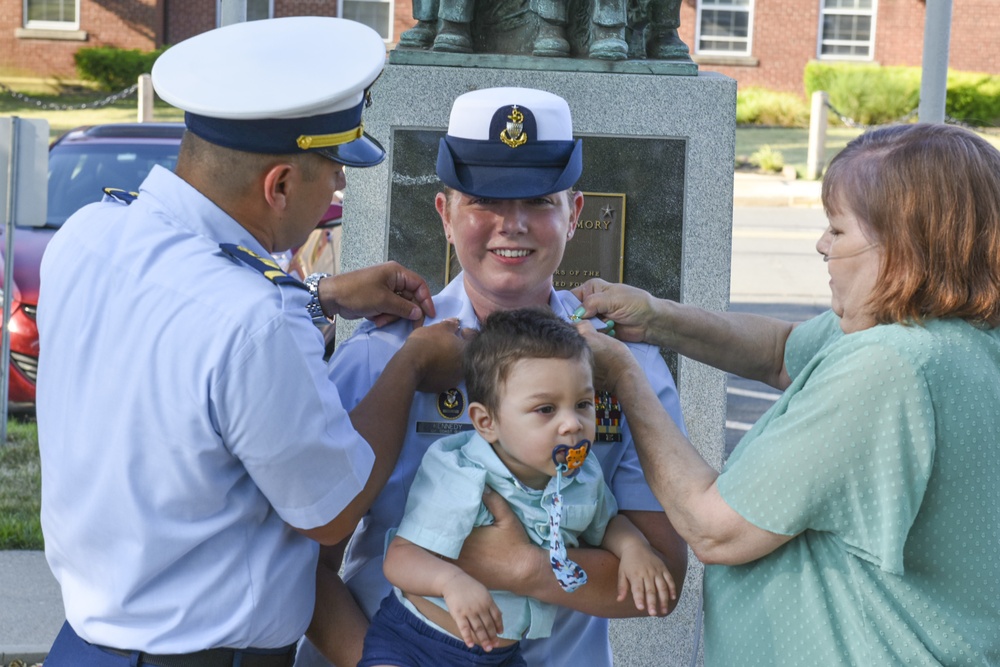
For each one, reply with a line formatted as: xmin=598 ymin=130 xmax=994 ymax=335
xmin=749 ymin=145 xmax=785 ymax=172
xmin=804 ymin=62 xmax=920 ymax=126
xmin=945 ymin=70 xmax=1000 ymax=126
xmin=736 ymin=87 xmax=809 ymax=127
xmin=804 ymin=62 xmax=1000 ymax=127
xmin=74 ymin=46 xmax=166 ymax=92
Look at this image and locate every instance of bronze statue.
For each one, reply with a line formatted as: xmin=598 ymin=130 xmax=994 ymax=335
xmin=400 ymin=0 xmax=572 ymax=57
xmin=398 ymin=0 xmax=689 ymax=61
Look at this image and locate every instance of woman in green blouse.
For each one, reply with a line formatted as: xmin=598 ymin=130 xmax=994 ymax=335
xmin=572 ymin=123 xmax=1000 ymax=666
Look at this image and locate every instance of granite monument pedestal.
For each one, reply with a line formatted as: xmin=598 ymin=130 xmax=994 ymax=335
xmin=338 ymin=63 xmax=736 ymax=667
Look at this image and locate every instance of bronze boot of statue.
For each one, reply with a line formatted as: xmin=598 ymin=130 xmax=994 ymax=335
xmin=647 ymin=26 xmax=689 ymax=59
xmin=532 ymin=18 xmax=571 ymax=57
xmin=589 ymin=25 xmax=628 ymax=60
xmin=399 ymin=20 xmax=437 ymax=48
xmin=432 ymin=19 xmax=473 ymax=53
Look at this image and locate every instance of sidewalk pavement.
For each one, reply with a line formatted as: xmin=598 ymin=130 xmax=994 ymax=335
xmin=732 ymin=171 xmax=822 ymax=208
xmin=0 ymin=550 xmax=59 ymax=666
xmin=0 ymin=170 xmax=822 ymax=667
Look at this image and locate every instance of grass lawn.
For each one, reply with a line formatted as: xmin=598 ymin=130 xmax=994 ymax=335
xmin=0 ymin=77 xmax=184 ymax=140
xmin=0 ymin=419 xmax=42 ymax=550
xmin=735 ymin=126 xmax=864 ymax=174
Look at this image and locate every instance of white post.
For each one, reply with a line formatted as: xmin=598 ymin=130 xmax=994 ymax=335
xmin=918 ymin=0 xmax=953 ymax=123
xmin=137 ymin=74 xmax=154 ymax=123
xmin=1 ymin=118 xmax=17 ymax=443
xmin=1 ymin=117 xmax=48 ymax=443
xmin=806 ymin=91 xmax=828 ymax=181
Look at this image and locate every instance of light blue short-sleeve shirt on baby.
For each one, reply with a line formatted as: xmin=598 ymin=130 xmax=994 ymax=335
xmin=395 ymin=430 xmax=617 ymax=641
xmin=705 ymin=311 xmax=1000 ymax=666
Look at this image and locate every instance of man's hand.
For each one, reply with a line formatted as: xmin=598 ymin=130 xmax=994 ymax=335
xmin=319 ymin=261 xmax=436 ymax=326
xmin=397 ymin=318 xmax=476 ymax=394
xmin=571 ymin=279 xmax=658 ymax=344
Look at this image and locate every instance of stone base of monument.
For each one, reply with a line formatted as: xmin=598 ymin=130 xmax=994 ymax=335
xmin=339 ymin=62 xmax=735 ymax=667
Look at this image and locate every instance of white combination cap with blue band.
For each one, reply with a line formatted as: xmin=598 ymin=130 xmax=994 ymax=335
xmin=436 ymin=87 xmax=584 ymax=199
xmin=151 ymin=16 xmax=387 ymax=168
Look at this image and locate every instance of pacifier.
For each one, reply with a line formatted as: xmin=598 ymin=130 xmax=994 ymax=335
xmin=552 ymin=439 xmax=592 ymax=476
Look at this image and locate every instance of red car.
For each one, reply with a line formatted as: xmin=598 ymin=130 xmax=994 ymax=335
xmin=3 ymin=122 xmax=343 ymax=411
xmin=3 ymin=123 xmax=185 ymax=412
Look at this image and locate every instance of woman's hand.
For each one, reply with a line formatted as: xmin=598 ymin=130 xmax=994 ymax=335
xmin=454 ymin=488 xmax=544 ymax=593
xmin=574 ymin=320 xmax=642 ymax=395
xmin=572 ymin=279 xmax=659 ymax=345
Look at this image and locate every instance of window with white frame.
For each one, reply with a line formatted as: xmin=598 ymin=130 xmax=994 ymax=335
xmin=24 ymin=0 xmax=78 ymax=29
xmin=696 ymin=0 xmax=752 ymax=56
xmin=818 ymin=0 xmax=875 ymax=59
xmin=216 ymin=0 xmax=272 ymax=24
xmin=245 ymin=0 xmax=272 ymax=21
xmin=341 ymin=0 xmax=393 ymax=41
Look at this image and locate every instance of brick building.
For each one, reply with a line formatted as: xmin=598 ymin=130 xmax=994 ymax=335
xmin=679 ymin=0 xmax=1000 ymax=94
xmin=0 ymin=0 xmax=414 ymax=79
xmin=2 ymin=0 xmax=998 ymax=97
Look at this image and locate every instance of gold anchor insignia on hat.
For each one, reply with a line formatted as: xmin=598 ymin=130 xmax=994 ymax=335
xmin=500 ymin=105 xmax=528 ymax=148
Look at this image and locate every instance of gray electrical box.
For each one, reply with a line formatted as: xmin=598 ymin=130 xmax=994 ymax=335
xmin=1 ymin=117 xmax=49 ymax=228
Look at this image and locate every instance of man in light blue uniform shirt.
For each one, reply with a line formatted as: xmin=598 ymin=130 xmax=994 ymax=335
xmin=299 ymin=88 xmax=688 ymax=667
xmin=37 ymin=17 xmax=465 ymax=667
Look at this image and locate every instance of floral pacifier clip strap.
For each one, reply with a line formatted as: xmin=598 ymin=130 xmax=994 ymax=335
xmin=547 ymin=439 xmax=592 ymax=593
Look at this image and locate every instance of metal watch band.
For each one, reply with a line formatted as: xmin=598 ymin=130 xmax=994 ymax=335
xmin=304 ymin=272 xmax=332 ymax=325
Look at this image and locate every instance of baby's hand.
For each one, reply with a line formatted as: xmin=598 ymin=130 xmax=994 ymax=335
xmin=442 ymin=573 xmax=505 ymax=651
xmin=617 ymin=542 xmax=677 ymax=616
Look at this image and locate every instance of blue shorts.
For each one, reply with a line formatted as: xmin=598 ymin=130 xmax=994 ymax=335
xmin=358 ymin=593 xmax=527 ymax=667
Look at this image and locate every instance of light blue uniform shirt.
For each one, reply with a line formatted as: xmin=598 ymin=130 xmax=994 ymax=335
xmin=396 ymin=430 xmax=617 ymax=640
xmin=297 ymin=274 xmax=686 ymax=667
xmin=37 ymin=166 xmax=375 ymax=653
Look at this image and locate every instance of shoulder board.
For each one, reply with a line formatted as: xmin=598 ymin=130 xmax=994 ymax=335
xmin=102 ymin=187 xmax=139 ymax=204
xmin=219 ymin=243 xmax=307 ymax=289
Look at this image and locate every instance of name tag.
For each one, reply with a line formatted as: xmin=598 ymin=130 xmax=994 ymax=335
xmin=416 ymin=422 xmax=475 ymax=436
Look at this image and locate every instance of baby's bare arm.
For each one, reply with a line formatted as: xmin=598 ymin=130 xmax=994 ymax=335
xmin=601 ymin=515 xmax=677 ymax=615
xmin=384 ymin=536 xmax=504 ymax=650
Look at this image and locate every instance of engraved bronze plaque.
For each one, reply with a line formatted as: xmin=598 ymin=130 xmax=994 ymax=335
xmin=444 ymin=192 xmax=626 ymax=287
xmin=554 ymin=192 xmax=625 ymax=289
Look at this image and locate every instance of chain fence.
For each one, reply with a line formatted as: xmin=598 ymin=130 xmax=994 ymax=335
xmin=824 ymin=99 xmax=976 ymax=130
xmin=0 ymin=81 xmax=138 ymax=111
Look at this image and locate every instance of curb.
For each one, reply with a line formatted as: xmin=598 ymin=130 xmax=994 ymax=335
xmin=733 ymin=172 xmax=823 ymax=208
xmin=733 ymin=194 xmax=823 ymax=207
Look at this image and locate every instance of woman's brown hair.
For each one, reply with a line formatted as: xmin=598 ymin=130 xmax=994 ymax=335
xmin=822 ymin=123 xmax=1000 ymax=326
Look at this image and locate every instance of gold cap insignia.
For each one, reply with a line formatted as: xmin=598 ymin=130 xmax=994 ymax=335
xmin=500 ymin=105 xmax=528 ymax=148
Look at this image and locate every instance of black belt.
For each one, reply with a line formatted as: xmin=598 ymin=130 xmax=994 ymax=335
xmin=98 ymin=643 xmax=296 ymax=667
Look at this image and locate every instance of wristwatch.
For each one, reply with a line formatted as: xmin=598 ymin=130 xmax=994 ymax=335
xmin=304 ymin=272 xmax=332 ymax=325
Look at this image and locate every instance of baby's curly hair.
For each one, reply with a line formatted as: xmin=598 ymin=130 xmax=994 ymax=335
xmin=465 ymin=307 xmax=593 ymax=414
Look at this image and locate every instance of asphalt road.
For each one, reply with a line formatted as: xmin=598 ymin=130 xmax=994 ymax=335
xmin=726 ymin=206 xmax=830 ymax=458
